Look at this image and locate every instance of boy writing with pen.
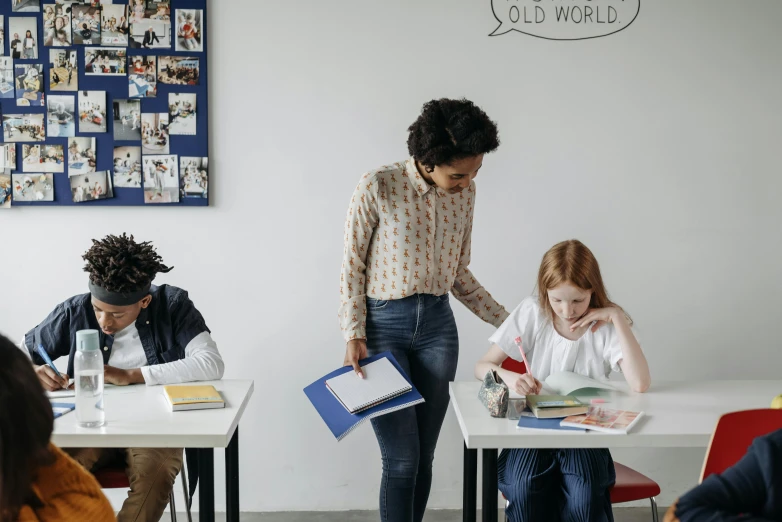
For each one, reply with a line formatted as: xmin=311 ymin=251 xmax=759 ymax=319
xmin=20 ymin=233 xmax=225 ymax=522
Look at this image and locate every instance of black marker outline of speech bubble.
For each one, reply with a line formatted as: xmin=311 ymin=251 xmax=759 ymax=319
xmin=489 ymin=0 xmax=641 ymax=41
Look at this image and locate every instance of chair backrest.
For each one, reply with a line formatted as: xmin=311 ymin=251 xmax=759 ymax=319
xmin=700 ymin=408 xmax=782 ymax=482
xmin=500 ymin=357 xmax=527 ymax=375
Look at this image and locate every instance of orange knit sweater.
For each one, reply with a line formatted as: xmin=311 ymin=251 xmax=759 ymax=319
xmin=17 ymin=444 xmax=115 ymax=522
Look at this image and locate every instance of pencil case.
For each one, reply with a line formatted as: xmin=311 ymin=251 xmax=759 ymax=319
xmin=478 ymin=370 xmax=509 ymax=418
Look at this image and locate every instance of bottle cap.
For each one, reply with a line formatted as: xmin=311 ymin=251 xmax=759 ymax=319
xmin=75 ymin=329 xmax=100 ymax=351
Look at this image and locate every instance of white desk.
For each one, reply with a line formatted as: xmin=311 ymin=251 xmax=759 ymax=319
xmin=53 ymin=379 xmax=254 ymax=522
xmin=449 ymin=380 xmax=782 ymax=522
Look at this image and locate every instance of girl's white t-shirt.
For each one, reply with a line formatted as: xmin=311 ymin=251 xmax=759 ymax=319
xmin=489 ymin=296 xmax=637 ymax=382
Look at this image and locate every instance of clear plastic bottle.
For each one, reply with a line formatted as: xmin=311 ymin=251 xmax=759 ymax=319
xmin=74 ymin=329 xmax=105 ymax=428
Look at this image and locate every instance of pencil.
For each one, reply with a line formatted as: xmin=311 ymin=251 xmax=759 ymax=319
xmin=513 ymin=336 xmax=537 ymax=391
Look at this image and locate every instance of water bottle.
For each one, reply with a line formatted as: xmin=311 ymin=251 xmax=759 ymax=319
xmin=74 ymin=329 xmax=105 ymax=428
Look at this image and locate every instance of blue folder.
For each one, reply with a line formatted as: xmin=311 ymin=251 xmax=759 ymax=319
xmin=304 ymin=352 xmax=425 ymax=441
xmin=51 ymin=402 xmax=75 ymax=419
xmin=517 ymin=414 xmax=586 ymax=431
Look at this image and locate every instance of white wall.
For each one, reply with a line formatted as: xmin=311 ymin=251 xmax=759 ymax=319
xmin=2 ymin=0 xmax=782 ymax=512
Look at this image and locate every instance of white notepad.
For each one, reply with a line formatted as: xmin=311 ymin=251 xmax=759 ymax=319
xmin=325 ymin=358 xmax=412 ymax=414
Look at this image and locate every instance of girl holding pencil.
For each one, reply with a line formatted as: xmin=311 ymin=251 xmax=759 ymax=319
xmin=474 ymin=239 xmax=651 ymax=522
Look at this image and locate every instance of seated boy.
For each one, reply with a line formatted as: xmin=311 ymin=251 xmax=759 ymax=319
xmin=22 ymin=233 xmax=224 ymax=522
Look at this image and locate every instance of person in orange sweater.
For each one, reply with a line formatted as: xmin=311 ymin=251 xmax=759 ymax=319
xmin=0 ymin=332 xmax=115 ymax=522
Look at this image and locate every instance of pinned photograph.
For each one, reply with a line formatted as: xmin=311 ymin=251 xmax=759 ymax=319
xmin=146 ymin=0 xmax=171 ymax=17
xmin=12 ymin=0 xmax=41 ymax=13
xmin=21 ymin=144 xmax=40 ymax=171
xmin=49 ymin=49 xmax=78 ymax=90
xmin=101 ymin=4 xmax=129 ymax=46
xmin=158 ymin=56 xmax=199 ymax=85
xmin=47 ymin=95 xmax=76 ymax=137
xmin=169 ymin=93 xmax=196 ymax=136
xmin=9 ymin=18 xmax=39 ymax=59
xmin=23 ymin=144 xmax=64 ymax=173
xmin=143 ymin=154 xmax=179 ymax=203
xmin=78 ymin=91 xmax=107 ymax=133
xmin=180 ymin=157 xmax=207 ymax=199
xmin=141 ymin=113 xmax=169 ymax=154
xmin=72 ymin=4 xmax=101 ymax=45
xmin=3 ymin=114 xmax=45 ymax=142
xmin=113 ymin=146 xmax=142 ymax=188
xmin=0 ymin=17 xmax=5 ymax=56
xmin=0 ymin=58 xmax=14 ymax=98
xmin=128 ymin=55 xmax=156 ymax=98
xmin=70 ymin=171 xmax=113 ymax=202
xmin=68 ymin=137 xmax=97 ymax=175
xmin=136 ymin=0 xmax=170 ymax=25
xmin=113 ymin=99 xmax=141 ymax=140
xmin=85 ymin=48 xmax=127 ymax=76
xmin=175 ymin=9 xmax=202 ymax=52
xmin=15 ymin=64 xmax=44 ymax=107
xmin=12 ymin=173 xmax=54 ymax=202
xmin=44 ymin=4 xmax=72 ymax=46
xmin=130 ymin=0 xmax=170 ymax=49
xmin=130 ymin=0 xmax=149 ymax=24
xmin=0 ymin=173 xmax=11 ymax=209
xmin=0 ymin=144 xmax=17 ymax=170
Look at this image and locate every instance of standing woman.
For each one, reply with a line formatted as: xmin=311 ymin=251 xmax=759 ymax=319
xmin=23 ymin=30 xmax=35 ymax=59
xmin=339 ymin=98 xmax=509 ymax=522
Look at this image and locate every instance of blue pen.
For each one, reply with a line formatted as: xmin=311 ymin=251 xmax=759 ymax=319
xmin=36 ymin=344 xmax=65 ymax=381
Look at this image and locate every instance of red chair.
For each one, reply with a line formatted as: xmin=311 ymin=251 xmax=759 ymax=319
xmin=700 ymin=408 xmax=782 ymax=482
xmin=93 ymin=460 xmax=192 ymax=522
xmin=500 ymin=358 xmax=661 ymax=522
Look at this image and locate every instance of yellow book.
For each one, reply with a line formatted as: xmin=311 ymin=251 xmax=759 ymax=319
xmin=163 ymin=385 xmax=225 ymax=412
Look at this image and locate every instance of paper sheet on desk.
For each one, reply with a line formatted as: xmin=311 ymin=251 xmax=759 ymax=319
xmin=46 ymin=383 xmax=120 ymax=399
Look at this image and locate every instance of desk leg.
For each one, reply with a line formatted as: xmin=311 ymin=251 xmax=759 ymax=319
xmin=463 ymin=443 xmax=477 ymax=522
xmin=482 ymin=449 xmax=498 ymax=522
xmin=198 ymin=448 xmax=215 ymax=522
xmin=226 ymin=426 xmax=240 ymax=522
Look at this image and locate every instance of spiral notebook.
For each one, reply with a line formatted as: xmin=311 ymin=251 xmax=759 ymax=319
xmin=304 ymin=352 xmax=425 ymax=441
xmin=325 ymin=357 xmax=412 ymax=414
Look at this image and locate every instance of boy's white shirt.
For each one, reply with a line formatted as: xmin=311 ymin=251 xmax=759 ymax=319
xmin=489 ymin=297 xmax=639 ymax=385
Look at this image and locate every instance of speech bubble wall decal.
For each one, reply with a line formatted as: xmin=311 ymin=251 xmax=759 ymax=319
xmin=490 ymin=0 xmax=640 ymax=41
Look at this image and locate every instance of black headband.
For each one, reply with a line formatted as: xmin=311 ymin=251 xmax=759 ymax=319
xmin=88 ymin=281 xmax=151 ymax=306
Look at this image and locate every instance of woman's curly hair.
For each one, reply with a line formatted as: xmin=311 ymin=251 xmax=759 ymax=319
xmin=407 ymin=98 xmax=500 ymax=169
xmin=82 ymin=233 xmax=172 ymax=293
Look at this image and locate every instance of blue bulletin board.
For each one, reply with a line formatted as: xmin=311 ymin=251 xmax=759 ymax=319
xmin=0 ymin=0 xmax=208 ymax=207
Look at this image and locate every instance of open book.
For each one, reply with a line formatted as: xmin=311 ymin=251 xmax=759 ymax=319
xmin=510 ymin=371 xmax=618 ymax=399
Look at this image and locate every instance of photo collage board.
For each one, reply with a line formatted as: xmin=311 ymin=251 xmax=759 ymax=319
xmin=0 ymin=0 xmax=208 ymax=208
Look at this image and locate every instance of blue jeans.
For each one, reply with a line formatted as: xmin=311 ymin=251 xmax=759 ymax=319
xmin=498 ymin=448 xmax=616 ymax=522
xmin=366 ymin=293 xmax=459 ymax=522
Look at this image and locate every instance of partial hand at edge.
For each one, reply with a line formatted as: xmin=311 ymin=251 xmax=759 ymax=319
xmin=662 ymin=501 xmax=680 ymax=522
xmin=343 ymin=339 xmax=368 ymax=379
xmin=34 ymin=364 xmax=69 ymax=392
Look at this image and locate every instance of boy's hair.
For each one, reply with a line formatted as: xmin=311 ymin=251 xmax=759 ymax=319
xmin=536 ymin=239 xmax=632 ymax=325
xmin=0 ymin=333 xmax=54 ymax=520
xmin=82 ymin=233 xmax=172 ymax=293
xmin=407 ymin=98 xmax=500 ymax=170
